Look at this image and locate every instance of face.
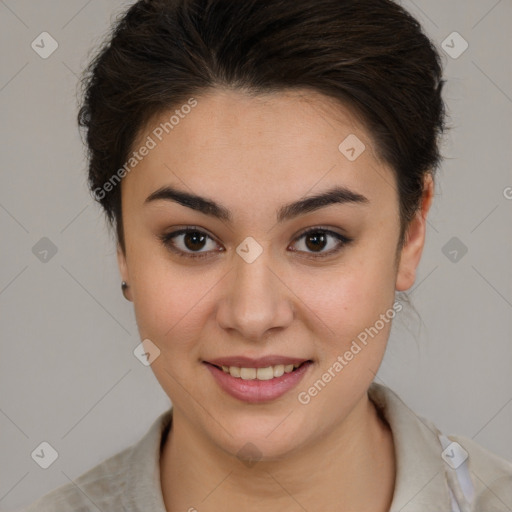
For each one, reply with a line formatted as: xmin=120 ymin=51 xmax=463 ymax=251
xmin=117 ymin=88 xmax=431 ymax=460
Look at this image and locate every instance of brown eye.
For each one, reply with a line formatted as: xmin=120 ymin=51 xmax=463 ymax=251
xmin=304 ymin=231 xmax=328 ymax=252
xmin=159 ymin=228 xmax=222 ymax=259
xmin=183 ymin=231 xmax=207 ymax=251
xmin=290 ymin=228 xmax=352 ymax=258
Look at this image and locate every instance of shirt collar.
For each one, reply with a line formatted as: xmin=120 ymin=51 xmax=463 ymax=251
xmin=368 ymin=381 xmax=452 ymax=511
xmin=122 ymin=382 xmax=452 ymax=511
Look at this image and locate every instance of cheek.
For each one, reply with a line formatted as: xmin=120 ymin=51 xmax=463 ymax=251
xmin=298 ymin=247 xmax=397 ymax=336
xmin=297 ymin=272 xmax=394 ymax=362
xmin=294 ymin=261 xmax=397 ymax=409
xmin=131 ymin=268 xmax=213 ymax=399
xmin=129 ymin=246 xmax=207 ymax=348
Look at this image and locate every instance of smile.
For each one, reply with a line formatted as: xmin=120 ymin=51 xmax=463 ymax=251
xmin=203 ymin=360 xmax=313 ymax=403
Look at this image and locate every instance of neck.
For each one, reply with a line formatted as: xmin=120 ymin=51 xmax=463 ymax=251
xmin=160 ymin=392 xmax=395 ymax=512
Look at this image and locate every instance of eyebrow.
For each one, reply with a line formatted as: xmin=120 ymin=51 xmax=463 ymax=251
xmin=144 ymin=184 xmax=369 ymax=223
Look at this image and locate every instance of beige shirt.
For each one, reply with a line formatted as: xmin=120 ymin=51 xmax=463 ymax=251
xmin=21 ymin=382 xmax=512 ymax=512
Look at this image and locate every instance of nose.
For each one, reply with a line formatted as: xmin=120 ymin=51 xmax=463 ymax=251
xmin=216 ymin=249 xmax=295 ymax=342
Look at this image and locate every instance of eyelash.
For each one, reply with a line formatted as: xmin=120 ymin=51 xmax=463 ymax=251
xmin=158 ymin=226 xmax=353 ymax=260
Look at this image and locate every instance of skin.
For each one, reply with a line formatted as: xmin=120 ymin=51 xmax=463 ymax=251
xmin=117 ymin=88 xmax=434 ymax=512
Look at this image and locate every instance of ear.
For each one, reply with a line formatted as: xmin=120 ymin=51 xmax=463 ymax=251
xmin=395 ymin=173 xmax=435 ymax=291
xmin=116 ymin=243 xmax=132 ymax=301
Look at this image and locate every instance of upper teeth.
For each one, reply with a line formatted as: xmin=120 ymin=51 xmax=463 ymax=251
xmin=221 ymin=363 xmax=302 ymax=380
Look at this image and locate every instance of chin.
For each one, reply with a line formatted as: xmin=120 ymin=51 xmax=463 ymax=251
xmin=205 ymin=414 xmax=309 ymax=462
xmin=221 ymin=433 xmax=303 ymax=465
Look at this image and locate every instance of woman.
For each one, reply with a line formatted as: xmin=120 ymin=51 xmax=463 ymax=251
xmin=22 ymin=0 xmax=512 ymax=511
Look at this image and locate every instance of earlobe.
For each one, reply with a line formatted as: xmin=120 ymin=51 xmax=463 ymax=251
xmin=395 ymin=174 xmax=435 ymax=292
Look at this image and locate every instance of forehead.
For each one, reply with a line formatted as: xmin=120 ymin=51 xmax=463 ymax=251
xmin=122 ymin=88 xmax=397 ymax=213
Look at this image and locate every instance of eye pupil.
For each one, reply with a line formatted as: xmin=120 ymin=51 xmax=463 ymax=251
xmin=305 ymin=232 xmax=327 ymax=252
xmin=184 ymin=231 xmax=206 ymax=251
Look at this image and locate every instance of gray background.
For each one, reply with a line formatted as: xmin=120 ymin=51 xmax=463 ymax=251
xmin=1 ymin=0 xmax=511 ymax=510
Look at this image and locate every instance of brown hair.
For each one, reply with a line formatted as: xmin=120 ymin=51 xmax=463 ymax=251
xmin=78 ymin=0 xmax=447 ymax=255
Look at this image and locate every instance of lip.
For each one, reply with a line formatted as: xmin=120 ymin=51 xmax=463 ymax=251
xmin=204 ymin=360 xmax=313 ymax=403
xmin=205 ymin=355 xmax=310 ymax=368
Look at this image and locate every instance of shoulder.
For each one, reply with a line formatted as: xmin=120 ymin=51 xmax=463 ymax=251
xmin=446 ymin=433 xmax=512 ymax=511
xmin=20 ymin=444 xmax=134 ymax=512
xmin=368 ymin=382 xmax=512 ymax=511
xmin=20 ymin=408 xmax=173 ymax=512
